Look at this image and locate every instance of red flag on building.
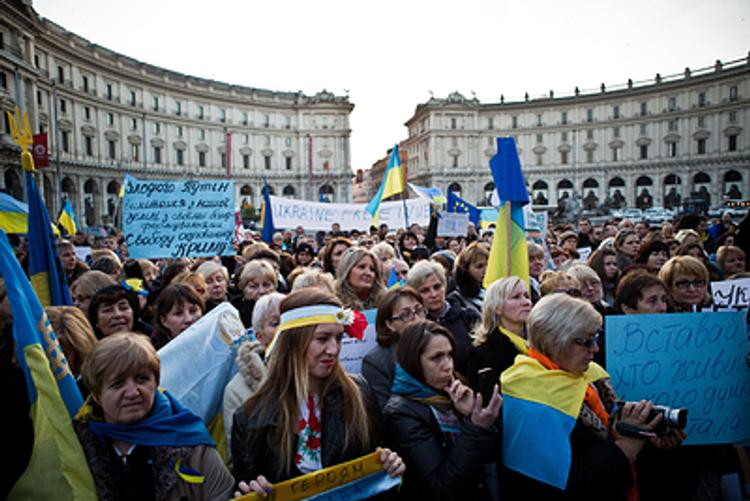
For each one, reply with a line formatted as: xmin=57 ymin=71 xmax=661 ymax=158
xmin=32 ymin=132 xmax=49 ymax=168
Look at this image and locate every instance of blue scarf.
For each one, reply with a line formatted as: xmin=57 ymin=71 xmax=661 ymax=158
xmin=391 ymin=365 xmax=461 ymax=439
xmin=391 ymin=364 xmax=441 ymax=399
xmin=80 ymin=388 xmax=215 ymax=447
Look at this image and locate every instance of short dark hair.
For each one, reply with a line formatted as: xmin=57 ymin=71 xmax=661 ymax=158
xmin=635 ymin=239 xmax=670 ymax=264
xmin=87 ymin=285 xmax=140 ymax=338
xmin=396 ymin=320 xmax=454 ymax=385
xmin=154 ymin=284 xmax=204 ymax=332
xmin=615 ymin=271 xmax=666 ymax=311
xmin=375 ymin=287 xmax=423 ymax=347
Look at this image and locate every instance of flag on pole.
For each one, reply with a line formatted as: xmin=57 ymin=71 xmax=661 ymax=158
xmin=483 ymin=137 xmax=530 ymax=289
xmin=0 ymin=229 xmax=95 ymax=499
xmin=409 ymin=183 xmax=446 ymax=204
xmin=447 ymin=190 xmax=481 ymax=228
xmin=58 ymin=199 xmax=79 ymax=236
xmin=260 ymin=178 xmax=275 ymax=244
xmin=0 ymin=192 xmax=31 ymax=234
xmin=366 ymin=145 xmax=404 ymax=225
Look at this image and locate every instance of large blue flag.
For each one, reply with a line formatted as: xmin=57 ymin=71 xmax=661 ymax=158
xmin=0 ymin=229 xmax=95 ymax=498
xmin=447 ymin=190 xmax=480 ymax=227
xmin=26 ymin=171 xmax=71 ymax=306
xmin=260 ymin=178 xmax=275 ymax=244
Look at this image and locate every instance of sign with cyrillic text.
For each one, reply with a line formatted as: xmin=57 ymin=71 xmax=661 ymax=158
xmin=123 ymin=179 xmax=235 ymax=259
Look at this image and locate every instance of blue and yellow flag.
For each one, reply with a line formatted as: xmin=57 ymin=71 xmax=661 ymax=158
xmin=501 ymin=355 xmax=608 ymax=490
xmin=26 ymin=171 xmax=72 ymax=307
xmin=58 ymin=199 xmax=79 ymax=236
xmin=484 ymin=137 xmax=530 ymax=289
xmin=0 ymin=192 xmax=30 ymax=234
xmin=260 ymin=178 xmax=275 ymax=244
xmin=387 ymin=265 xmax=405 ymax=289
xmin=447 ymin=190 xmax=480 ymax=227
xmin=366 ymin=145 xmax=404 ymax=225
xmin=0 ymin=230 xmax=95 ymax=499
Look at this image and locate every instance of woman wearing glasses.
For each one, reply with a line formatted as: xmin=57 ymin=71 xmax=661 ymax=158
xmin=658 ymin=256 xmax=711 ymax=312
xmin=500 ymin=293 xmax=672 ymax=499
xmin=362 ymin=287 xmax=428 ymax=409
xmin=466 ymin=277 xmax=532 ymax=392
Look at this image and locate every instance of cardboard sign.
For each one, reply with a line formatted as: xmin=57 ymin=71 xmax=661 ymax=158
xmin=437 ymin=212 xmax=469 ymax=237
xmin=123 ymin=179 xmax=235 ymax=259
xmin=339 ymin=309 xmax=377 ymax=375
xmin=606 ymin=311 xmax=750 ymax=445
xmin=711 ymin=278 xmax=750 ymax=313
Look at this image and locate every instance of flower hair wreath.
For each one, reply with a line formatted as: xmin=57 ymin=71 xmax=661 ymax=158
xmin=264 ymin=304 xmax=367 ymax=358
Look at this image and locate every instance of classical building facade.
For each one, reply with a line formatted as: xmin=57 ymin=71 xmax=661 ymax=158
xmin=0 ymin=0 xmax=353 ymax=227
xmin=402 ymin=55 xmax=749 ymax=212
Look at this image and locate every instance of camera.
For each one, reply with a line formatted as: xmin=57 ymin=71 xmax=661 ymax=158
xmin=648 ymin=405 xmax=688 ymax=436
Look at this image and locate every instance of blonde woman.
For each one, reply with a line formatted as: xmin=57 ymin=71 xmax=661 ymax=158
xmin=466 ymin=276 xmax=532 ymax=391
xmin=45 ymin=306 xmax=97 ymax=379
xmin=232 ymin=289 xmax=404 ymax=496
xmin=232 ymin=260 xmax=278 ymax=328
xmin=335 ymin=247 xmax=385 ymax=310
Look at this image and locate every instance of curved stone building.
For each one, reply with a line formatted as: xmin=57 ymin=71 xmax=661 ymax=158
xmin=403 ymin=55 xmax=749 ymax=212
xmin=0 ymin=0 xmax=353 ymax=227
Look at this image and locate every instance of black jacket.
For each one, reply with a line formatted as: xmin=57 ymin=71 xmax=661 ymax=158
xmin=383 ymin=394 xmax=499 ymax=500
xmin=447 ymin=266 xmax=483 ymax=316
xmin=362 ymin=342 xmax=398 ymax=410
xmin=231 ymin=376 xmax=381 ymax=484
xmin=438 ymin=299 xmax=481 ymax=377
xmin=465 ymin=327 xmax=522 ymax=392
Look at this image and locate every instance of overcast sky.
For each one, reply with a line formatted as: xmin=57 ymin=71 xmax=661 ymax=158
xmin=35 ymin=0 xmax=749 ymax=171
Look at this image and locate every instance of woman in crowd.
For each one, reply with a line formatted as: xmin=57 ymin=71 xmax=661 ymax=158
xmin=613 ymin=229 xmax=640 ymax=271
xmin=232 ymin=289 xmax=404 ymax=496
xmin=74 ymin=333 xmax=234 ymax=499
xmin=372 ymin=241 xmax=397 ymax=264
xmin=527 ymin=243 xmax=546 ymax=303
xmin=335 ymin=247 xmax=385 ymax=310
xmin=615 ymin=271 xmax=668 ymax=315
xmin=383 ymin=258 xmax=409 ymax=286
xmin=45 ymin=305 xmax=97 ymax=380
xmin=138 ymin=259 xmax=161 ymax=292
xmin=320 ymin=237 xmax=352 ymax=276
xmin=635 ymin=239 xmax=670 ymax=274
xmin=232 ymin=260 xmax=278 ymax=328
xmin=717 ymin=245 xmax=747 ymax=278
xmin=398 ymin=230 xmax=419 ymax=265
xmin=447 ymin=242 xmax=489 ymax=315
xmin=466 ymin=277 xmax=531 ymax=391
xmin=539 ymin=270 xmax=580 ymax=297
xmin=383 ymin=320 xmax=502 ymax=499
xmin=293 ymin=242 xmax=315 ymax=268
xmin=196 ymin=260 xmax=230 ymax=311
xmin=223 ymin=292 xmax=284 ymax=452
xmin=70 ymin=271 xmax=117 ymax=314
xmin=658 ymin=256 xmax=712 ymax=312
xmin=90 ymin=252 xmax=124 ymax=282
xmin=406 ymin=260 xmax=480 ymax=376
xmin=151 ymin=284 xmax=204 ymax=350
xmin=677 ymin=242 xmax=724 ymax=281
xmin=567 ymin=264 xmax=616 ymax=366
xmin=87 ymin=285 xmax=143 ymax=339
xmin=587 ymin=247 xmax=620 ymax=306
xmin=500 ymin=293 xmax=675 ymax=499
xmin=362 ymin=287 xmax=427 ymax=409
xmin=171 ymin=270 xmax=208 ymax=301
xmin=291 ymin=268 xmax=336 ymax=294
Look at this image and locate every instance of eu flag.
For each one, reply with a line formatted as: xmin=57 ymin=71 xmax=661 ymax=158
xmin=447 ymin=190 xmax=480 ymax=228
xmin=0 ymin=229 xmax=95 ymax=499
xmin=26 ymin=171 xmax=71 ymax=306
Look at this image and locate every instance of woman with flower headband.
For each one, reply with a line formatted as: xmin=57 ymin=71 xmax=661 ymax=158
xmin=232 ymin=288 xmax=405 ymax=497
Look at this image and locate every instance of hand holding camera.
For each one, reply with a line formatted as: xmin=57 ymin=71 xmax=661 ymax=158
xmin=613 ymin=400 xmax=688 ymax=462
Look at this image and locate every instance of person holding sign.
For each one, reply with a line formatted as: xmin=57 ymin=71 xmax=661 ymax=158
xmin=383 ymin=320 xmax=502 ymax=500
xmin=232 ymin=289 xmax=405 ymax=497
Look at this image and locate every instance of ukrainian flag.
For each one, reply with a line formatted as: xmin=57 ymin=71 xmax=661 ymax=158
xmin=366 ymin=145 xmax=404 ymax=225
xmin=0 ymin=230 xmax=96 ymax=499
xmin=501 ymin=355 xmax=608 ymax=490
xmin=387 ymin=265 xmax=405 ymax=289
xmin=58 ymin=199 xmax=79 ymax=236
xmin=0 ymin=192 xmax=30 ymax=234
xmin=26 ymin=171 xmax=72 ymax=306
xmin=484 ymin=137 xmax=530 ymax=289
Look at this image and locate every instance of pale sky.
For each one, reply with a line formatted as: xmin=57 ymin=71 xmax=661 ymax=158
xmin=35 ymin=0 xmax=749 ymax=171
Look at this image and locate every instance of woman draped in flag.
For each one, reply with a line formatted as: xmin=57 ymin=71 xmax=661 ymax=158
xmin=74 ymin=332 xmax=234 ymax=499
xmin=500 ymin=293 xmax=683 ymax=499
xmin=232 ymin=289 xmax=404 ymax=497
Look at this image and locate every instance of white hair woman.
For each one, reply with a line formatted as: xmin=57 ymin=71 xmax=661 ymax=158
xmin=196 ymin=260 xmax=230 ymax=312
xmin=500 ymin=293 xmax=681 ymax=498
xmin=465 ymin=276 xmax=532 ymax=391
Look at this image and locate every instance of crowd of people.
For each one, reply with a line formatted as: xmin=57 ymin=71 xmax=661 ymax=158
xmin=2 ymin=206 xmax=749 ymax=500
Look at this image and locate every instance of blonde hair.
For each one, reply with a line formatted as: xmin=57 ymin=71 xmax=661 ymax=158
xmin=243 ymin=290 xmax=371 ymax=477
xmin=455 ymin=241 xmax=489 ymax=272
xmin=292 ymin=268 xmax=336 ymax=294
xmin=195 ymin=260 xmax=229 ymax=281
xmin=674 ymin=229 xmax=700 ymax=245
xmin=527 ymin=293 xmax=602 ymax=361
xmin=539 ymin=270 xmax=580 ymax=296
xmin=335 ymin=247 xmax=385 ymax=309
xmin=238 ymin=260 xmax=278 ymax=291
xmin=472 ymin=276 xmax=526 ymax=346
xmin=371 ymin=241 xmax=397 ymax=263
xmin=717 ymin=245 xmax=745 ymax=270
xmin=658 ymin=255 xmax=709 ymax=293
xmin=566 ymin=264 xmax=601 ymax=285
xmin=70 ymin=271 xmax=117 ymax=299
xmin=89 ymin=249 xmax=122 ymax=267
xmin=45 ymin=306 xmax=97 ymax=375
xmin=172 ymin=270 xmax=208 ymax=298
xmin=81 ymin=332 xmax=160 ymax=399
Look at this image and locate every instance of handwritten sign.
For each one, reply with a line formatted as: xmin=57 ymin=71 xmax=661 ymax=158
xmin=339 ymin=309 xmax=377 ymax=375
xmin=711 ymin=278 xmax=750 ymax=313
xmin=577 ymin=246 xmax=592 ymax=263
xmin=605 ymin=311 xmax=750 ymax=445
xmin=437 ymin=212 xmax=469 ymax=237
xmin=270 ymin=196 xmax=429 ymax=231
xmin=123 ymin=179 xmax=235 ymax=259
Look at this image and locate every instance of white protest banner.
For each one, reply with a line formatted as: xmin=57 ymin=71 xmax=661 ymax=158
xmin=123 ymin=179 xmax=235 ymax=259
xmin=437 ymin=212 xmax=469 ymax=237
xmin=340 ymin=309 xmax=377 ymax=374
xmin=270 ymin=196 xmax=430 ymax=231
xmin=74 ymin=245 xmax=91 ymax=263
xmin=711 ymin=278 xmax=750 ymax=312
